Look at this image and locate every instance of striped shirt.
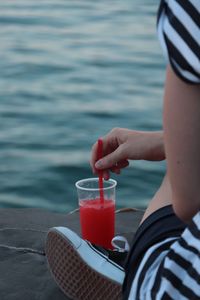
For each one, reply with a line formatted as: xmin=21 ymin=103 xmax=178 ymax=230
xmin=128 ymin=212 xmax=200 ymax=299
xmin=157 ymin=0 xmax=200 ymax=84
xmin=126 ymin=1 xmax=200 ymax=299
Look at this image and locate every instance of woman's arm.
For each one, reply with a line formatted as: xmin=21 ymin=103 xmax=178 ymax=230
xmin=163 ymin=65 xmax=200 ymax=222
xmin=90 ymin=128 xmax=165 ymax=179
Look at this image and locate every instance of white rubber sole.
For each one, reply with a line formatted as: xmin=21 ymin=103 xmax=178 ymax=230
xmin=46 ymin=228 xmax=123 ymax=300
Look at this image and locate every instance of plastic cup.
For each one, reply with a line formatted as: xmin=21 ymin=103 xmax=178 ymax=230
xmin=75 ymin=178 xmax=117 ymax=249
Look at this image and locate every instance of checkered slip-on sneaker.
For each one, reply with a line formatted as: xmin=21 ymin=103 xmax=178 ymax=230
xmin=46 ymin=227 xmax=125 ymax=300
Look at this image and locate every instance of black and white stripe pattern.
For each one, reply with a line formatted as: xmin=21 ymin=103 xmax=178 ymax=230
xmin=127 ymin=212 xmax=200 ymax=299
xmin=157 ymin=0 xmax=200 ymax=84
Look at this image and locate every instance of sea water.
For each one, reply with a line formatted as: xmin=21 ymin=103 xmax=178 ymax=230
xmin=0 ymin=0 xmax=166 ymax=212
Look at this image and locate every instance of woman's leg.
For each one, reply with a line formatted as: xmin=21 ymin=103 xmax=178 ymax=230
xmin=140 ymin=173 xmax=172 ymax=224
xmin=123 ymin=173 xmax=186 ymax=299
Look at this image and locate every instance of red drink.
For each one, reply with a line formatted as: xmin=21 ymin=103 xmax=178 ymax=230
xmin=80 ymin=198 xmax=115 ymax=249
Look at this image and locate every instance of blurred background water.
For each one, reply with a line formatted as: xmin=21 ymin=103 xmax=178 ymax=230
xmin=0 ymin=0 xmax=166 ymax=213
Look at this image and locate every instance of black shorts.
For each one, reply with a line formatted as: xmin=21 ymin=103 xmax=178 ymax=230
xmin=122 ymin=205 xmax=186 ymax=299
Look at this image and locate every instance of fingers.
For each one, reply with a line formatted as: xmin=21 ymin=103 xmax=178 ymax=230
xmin=102 ymin=170 xmax=110 ymax=180
xmin=90 ymin=141 xmax=99 ymax=174
xmin=90 ymin=129 xmax=128 ymax=178
xmin=110 ymin=160 xmax=129 ymax=174
xmin=117 ymin=160 xmax=129 ymax=169
xmin=90 ymin=133 xmax=115 ymax=173
xmin=90 ymin=141 xmax=111 ymax=179
xmin=100 ymin=160 xmax=129 ymax=180
xmin=94 ymin=145 xmax=125 ymax=170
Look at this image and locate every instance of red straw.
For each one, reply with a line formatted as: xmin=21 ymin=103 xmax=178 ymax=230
xmin=97 ymin=138 xmax=104 ymax=205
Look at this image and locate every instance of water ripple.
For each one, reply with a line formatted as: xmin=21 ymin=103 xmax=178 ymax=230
xmin=0 ymin=0 xmax=165 ymax=212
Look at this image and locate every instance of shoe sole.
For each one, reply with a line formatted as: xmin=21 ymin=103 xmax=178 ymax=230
xmin=46 ymin=230 xmax=122 ymax=300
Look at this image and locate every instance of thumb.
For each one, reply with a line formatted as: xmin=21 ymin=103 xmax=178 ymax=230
xmin=95 ymin=145 xmax=125 ymax=169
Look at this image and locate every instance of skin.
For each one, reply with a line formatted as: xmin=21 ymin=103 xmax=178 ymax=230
xmin=163 ymin=65 xmax=200 ymax=222
xmin=140 ymin=173 xmax=172 ymax=224
xmin=90 ymin=129 xmax=165 ymax=179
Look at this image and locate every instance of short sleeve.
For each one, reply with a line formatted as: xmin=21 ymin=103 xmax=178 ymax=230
xmin=157 ymin=0 xmax=200 ymax=84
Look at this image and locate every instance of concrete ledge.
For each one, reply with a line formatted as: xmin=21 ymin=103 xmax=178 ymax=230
xmin=0 ymin=208 xmax=144 ymax=300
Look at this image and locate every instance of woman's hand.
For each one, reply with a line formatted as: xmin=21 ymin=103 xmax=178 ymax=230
xmin=90 ymin=128 xmax=165 ymax=179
